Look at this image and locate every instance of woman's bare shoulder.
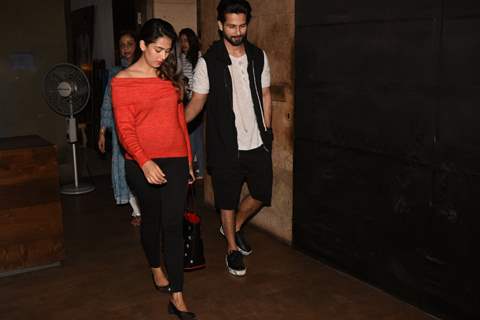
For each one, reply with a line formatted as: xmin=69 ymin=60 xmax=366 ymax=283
xmin=115 ymin=66 xmax=149 ymax=79
xmin=114 ymin=69 xmax=131 ymax=78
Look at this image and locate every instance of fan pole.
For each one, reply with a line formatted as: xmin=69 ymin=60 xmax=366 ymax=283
xmin=72 ymin=140 xmax=79 ymax=187
xmin=60 ymin=101 xmax=95 ymax=195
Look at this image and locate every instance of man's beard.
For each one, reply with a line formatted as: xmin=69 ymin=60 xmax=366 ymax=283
xmin=223 ymin=32 xmax=246 ymax=46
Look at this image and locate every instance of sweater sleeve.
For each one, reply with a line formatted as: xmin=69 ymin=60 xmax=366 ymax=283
xmin=178 ymin=102 xmax=193 ymax=165
xmin=112 ymin=86 xmax=150 ymax=166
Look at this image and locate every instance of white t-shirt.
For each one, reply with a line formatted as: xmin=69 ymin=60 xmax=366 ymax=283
xmin=193 ymin=51 xmax=271 ymax=150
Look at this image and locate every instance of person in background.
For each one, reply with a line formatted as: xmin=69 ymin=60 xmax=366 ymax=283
xmin=98 ymin=30 xmax=142 ymax=226
xmin=111 ymin=18 xmax=196 ymax=320
xmin=179 ymin=28 xmax=205 ymax=179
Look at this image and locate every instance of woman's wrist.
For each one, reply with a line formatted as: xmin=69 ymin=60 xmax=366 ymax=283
xmin=99 ymin=127 xmax=106 ymax=135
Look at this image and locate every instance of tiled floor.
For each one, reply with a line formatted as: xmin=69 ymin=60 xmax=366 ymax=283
xmin=0 ymin=175 xmax=437 ymax=320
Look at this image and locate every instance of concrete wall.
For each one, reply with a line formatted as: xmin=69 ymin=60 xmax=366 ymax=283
xmin=153 ymin=0 xmax=197 ymax=33
xmin=198 ymin=0 xmax=295 ymax=242
xmin=1 ymin=1 xmax=68 ymax=151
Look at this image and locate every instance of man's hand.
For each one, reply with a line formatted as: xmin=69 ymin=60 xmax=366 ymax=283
xmin=141 ymin=160 xmax=167 ymax=184
xmin=185 ymin=92 xmax=208 ymax=123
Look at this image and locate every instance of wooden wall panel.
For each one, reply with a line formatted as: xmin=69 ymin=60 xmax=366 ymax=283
xmin=0 ymin=202 xmax=64 ymax=245
xmin=0 ymin=136 xmax=64 ymax=275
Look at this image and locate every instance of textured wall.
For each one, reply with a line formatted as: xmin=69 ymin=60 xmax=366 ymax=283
xmin=1 ymin=1 xmax=67 ymax=150
xmin=198 ymin=0 xmax=295 ymax=242
xmin=153 ymin=0 xmax=197 ymax=33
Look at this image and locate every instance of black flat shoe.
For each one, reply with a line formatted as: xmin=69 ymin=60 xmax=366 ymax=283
xmin=168 ymin=301 xmax=197 ymax=320
xmin=151 ymin=274 xmax=170 ymax=293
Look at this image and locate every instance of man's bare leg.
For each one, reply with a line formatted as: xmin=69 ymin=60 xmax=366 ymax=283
xmin=220 ymin=209 xmax=237 ymax=252
xmin=235 ymin=195 xmax=263 ymax=231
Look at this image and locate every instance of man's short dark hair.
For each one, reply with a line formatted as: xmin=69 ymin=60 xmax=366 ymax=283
xmin=217 ymin=0 xmax=252 ymax=24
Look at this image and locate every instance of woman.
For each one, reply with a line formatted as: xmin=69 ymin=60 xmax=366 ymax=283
xmin=111 ymin=19 xmax=196 ymax=320
xmin=98 ymin=31 xmax=142 ymax=226
xmin=179 ymin=28 xmax=204 ymax=179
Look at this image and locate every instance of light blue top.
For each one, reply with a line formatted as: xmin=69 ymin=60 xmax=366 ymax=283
xmin=100 ymin=66 xmax=132 ymax=205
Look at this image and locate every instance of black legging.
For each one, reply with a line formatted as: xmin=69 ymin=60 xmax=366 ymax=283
xmin=125 ymin=157 xmax=188 ymax=292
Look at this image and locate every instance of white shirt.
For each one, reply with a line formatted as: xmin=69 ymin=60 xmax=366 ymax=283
xmin=193 ymin=51 xmax=271 ymax=150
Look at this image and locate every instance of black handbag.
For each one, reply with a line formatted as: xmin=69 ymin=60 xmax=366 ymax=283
xmin=183 ymin=183 xmax=206 ymax=271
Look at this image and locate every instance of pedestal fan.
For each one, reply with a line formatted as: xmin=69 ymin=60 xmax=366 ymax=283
xmin=42 ymin=63 xmax=95 ymax=195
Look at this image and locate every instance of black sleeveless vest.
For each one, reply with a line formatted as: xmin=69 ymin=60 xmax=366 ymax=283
xmin=203 ymin=40 xmax=272 ymax=169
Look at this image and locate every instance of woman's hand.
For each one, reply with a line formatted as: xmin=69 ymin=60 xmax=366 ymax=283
xmin=98 ymin=131 xmax=106 ymax=153
xmin=188 ymin=163 xmax=196 ymax=184
xmin=141 ymin=160 xmax=167 ymax=184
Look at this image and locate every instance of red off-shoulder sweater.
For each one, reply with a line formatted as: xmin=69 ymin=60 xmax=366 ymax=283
xmin=111 ymin=77 xmax=192 ymax=167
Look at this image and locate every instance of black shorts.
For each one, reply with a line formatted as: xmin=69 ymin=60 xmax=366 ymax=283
xmin=211 ymin=145 xmax=273 ymax=210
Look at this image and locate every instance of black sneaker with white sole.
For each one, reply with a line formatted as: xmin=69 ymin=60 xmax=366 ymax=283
xmin=226 ymin=250 xmax=246 ymax=276
xmin=219 ymin=226 xmax=253 ymax=256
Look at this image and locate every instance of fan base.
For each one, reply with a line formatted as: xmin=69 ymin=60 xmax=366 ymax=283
xmin=61 ymin=183 xmax=95 ymax=195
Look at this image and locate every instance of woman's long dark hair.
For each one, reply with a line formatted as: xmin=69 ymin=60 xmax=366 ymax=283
xmin=179 ymin=28 xmax=200 ymax=69
xmin=139 ymin=18 xmax=183 ymax=94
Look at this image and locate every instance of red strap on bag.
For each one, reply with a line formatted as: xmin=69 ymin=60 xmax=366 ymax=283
xmin=184 ymin=212 xmax=200 ymax=224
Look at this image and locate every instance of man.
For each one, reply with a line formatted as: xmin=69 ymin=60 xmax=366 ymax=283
xmin=185 ymin=0 xmax=273 ymax=277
